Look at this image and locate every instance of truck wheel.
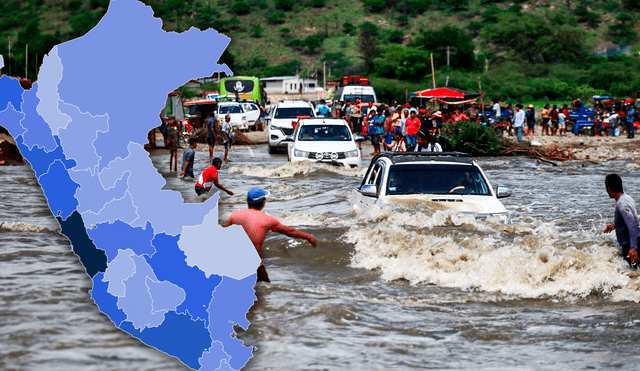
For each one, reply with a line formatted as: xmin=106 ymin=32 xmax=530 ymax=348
xmin=566 ymin=121 xmax=575 ymax=134
xmin=583 ymin=127 xmax=595 ymax=136
xmin=268 ymin=144 xmax=277 ymax=154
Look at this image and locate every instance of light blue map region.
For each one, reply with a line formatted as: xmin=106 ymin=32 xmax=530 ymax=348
xmin=0 ymin=0 xmax=262 ymax=369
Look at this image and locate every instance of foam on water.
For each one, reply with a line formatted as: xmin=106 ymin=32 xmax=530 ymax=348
xmin=0 ymin=221 xmax=59 ymax=234
xmin=344 ymin=206 xmax=636 ymax=302
xmin=228 ymin=161 xmax=366 ymax=179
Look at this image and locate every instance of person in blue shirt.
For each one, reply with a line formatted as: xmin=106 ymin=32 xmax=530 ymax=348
xmin=316 ymin=99 xmax=331 ymax=117
xmin=626 ymin=103 xmax=635 ymax=139
xmin=604 ymin=174 xmax=640 ymax=268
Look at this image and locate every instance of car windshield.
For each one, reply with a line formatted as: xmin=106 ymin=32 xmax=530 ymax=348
xmin=219 ymin=105 xmax=244 ymax=114
xmin=386 ymin=164 xmax=491 ymax=196
xmin=343 ymin=95 xmax=375 ymax=103
xmin=298 ymin=125 xmax=352 ymax=141
xmin=243 ymin=103 xmax=258 ymax=111
xmin=274 ymin=107 xmax=314 ymax=119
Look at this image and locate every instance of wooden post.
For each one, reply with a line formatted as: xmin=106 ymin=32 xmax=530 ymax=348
xmin=8 ymin=36 xmax=11 ymax=76
xmin=430 ymin=53 xmax=436 ymax=89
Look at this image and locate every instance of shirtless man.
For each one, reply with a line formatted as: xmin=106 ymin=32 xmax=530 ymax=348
xmin=224 ymin=187 xmax=317 ymax=282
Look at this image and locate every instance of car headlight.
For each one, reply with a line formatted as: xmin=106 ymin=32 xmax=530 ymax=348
xmin=294 ymin=149 xmax=309 ymax=158
xmin=345 ymin=149 xmax=359 ymax=158
xmin=270 ymin=125 xmax=287 ymax=132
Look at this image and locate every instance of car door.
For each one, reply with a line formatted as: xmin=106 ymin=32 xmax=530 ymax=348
xmin=353 ymin=160 xmax=386 ymax=210
xmin=242 ymin=103 xmax=260 ymax=124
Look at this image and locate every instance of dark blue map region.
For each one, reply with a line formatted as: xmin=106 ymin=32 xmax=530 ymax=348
xmin=0 ymin=75 xmax=24 ymax=113
xmin=38 ymin=160 xmax=80 ymax=220
xmin=120 ymin=311 xmax=213 ymax=370
xmin=14 ymin=135 xmax=77 ymax=179
xmin=91 ymin=272 xmax=126 ymax=327
xmin=146 ymin=233 xmax=222 ymax=326
xmin=208 ymin=276 xmax=257 ymax=370
xmin=56 ymin=211 xmax=108 ymax=278
xmin=87 ymin=220 xmax=157 ymax=263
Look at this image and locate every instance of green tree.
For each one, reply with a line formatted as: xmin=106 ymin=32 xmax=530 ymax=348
xmin=311 ymin=0 xmax=327 ymax=7
xmin=275 ymin=0 xmax=295 ymax=11
xmin=250 ymin=24 xmax=263 ymax=38
xmin=388 ymin=30 xmax=404 ymax=44
xmin=609 ymin=14 xmax=637 ymax=45
xmin=304 ymin=35 xmax=323 ymax=54
xmin=231 ymin=1 xmax=251 ymax=15
xmin=413 ymin=25 xmax=476 ymax=71
xmin=363 ymin=0 xmax=390 ymax=12
xmin=268 ymin=11 xmax=287 ymax=24
xmin=322 ymin=52 xmax=352 ymax=77
xmin=374 ymin=45 xmax=430 ymax=80
xmin=358 ymin=22 xmax=380 ymax=73
xmin=343 ymin=21 xmax=356 ymax=35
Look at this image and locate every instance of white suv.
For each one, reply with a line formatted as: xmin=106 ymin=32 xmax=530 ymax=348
xmin=216 ymin=102 xmax=249 ymax=130
xmin=267 ymin=101 xmax=316 ymax=153
xmin=350 ymin=152 xmax=512 ymax=222
xmin=283 ymin=118 xmax=364 ymax=168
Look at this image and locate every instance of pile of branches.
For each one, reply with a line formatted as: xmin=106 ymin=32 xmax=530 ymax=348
xmin=499 ymin=142 xmax=575 ymax=161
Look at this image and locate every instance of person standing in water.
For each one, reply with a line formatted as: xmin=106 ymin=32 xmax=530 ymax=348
xmin=604 ymin=174 xmax=640 ymax=268
xmin=224 ymin=187 xmax=317 ymax=282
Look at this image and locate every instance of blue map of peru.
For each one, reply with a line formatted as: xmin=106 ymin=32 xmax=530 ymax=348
xmin=0 ymin=0 xmax=261 ymax=369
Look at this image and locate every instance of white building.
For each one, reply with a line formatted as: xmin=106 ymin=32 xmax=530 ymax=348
xmin=260 ymin=76 xmax=318 ymax=94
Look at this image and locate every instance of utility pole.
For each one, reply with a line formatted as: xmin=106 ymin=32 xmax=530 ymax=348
xmin=25 ymin=44 xmax=28 ymax=80
xmin=430 ymin=53 xmax=436 ymax=89
xmin=323 ymin=61 xmax=326 ymax=90
xmin=446 ymin=46 xmax=450 ymax=68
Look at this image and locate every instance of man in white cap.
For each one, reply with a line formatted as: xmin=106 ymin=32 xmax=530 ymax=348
xmin=224 ymin=187 xmax=317 ymax=282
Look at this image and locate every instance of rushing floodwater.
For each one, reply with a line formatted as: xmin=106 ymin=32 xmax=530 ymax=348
xmin=2 ymin=144 xmax=640 ymax=370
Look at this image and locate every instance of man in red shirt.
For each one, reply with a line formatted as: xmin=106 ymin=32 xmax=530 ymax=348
xmin=224 ymin=187 xmax=317 ymax=282
xmin=194 ymin=158 xmax=234 ymax=196
xmin=404 ymin=110 xmax=421 ymax=151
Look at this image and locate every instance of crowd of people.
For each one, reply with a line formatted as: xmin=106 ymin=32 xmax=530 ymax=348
xmin=321 ymin=98 xmax=452 ymax=154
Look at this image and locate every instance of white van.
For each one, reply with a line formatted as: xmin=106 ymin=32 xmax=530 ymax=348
xmin=334 ymin=84 xmax=377 ymax=105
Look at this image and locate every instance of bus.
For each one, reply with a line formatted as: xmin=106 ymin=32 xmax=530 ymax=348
xmin=219 ymin=76 xmax=267 ymax=104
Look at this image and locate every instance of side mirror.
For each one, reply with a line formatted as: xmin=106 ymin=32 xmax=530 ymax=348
xmin=354 ymin=135 xmax=366 ymax=142
xmin=496 ymin=186 xmax=512 ymax=198
xmin=361 ymin=184 xmax=377 ymax=197
xmin=281 ymin=135 xmax=294 ymax=143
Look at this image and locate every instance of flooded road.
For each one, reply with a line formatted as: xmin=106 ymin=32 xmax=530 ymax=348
xmin=2 ymin=143 xmax=640 ymax=370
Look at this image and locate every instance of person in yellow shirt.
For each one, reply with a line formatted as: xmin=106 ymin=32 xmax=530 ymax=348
xmin=541 ymin=103 xmax=551 ymax=136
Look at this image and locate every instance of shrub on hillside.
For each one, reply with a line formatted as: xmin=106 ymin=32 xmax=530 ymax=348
xmin=250 ymin=24 xmax=263 ymax=38
xmin=268 ymin=11 xmax=286 ymax=24
xmin=363 ymin=0 xmax=389 ymax=12
xmin=388 ymin=30 xmax=404 ymax=44
xmin=275 ymin=0 xmax=295 ymax=11
xmin=311 ymin=0 xmax=326 ymax=7
xmin=231 ymin=1 xmax=251 ymax=15
xmin=343 ymin=21 xmax=356 ymax=35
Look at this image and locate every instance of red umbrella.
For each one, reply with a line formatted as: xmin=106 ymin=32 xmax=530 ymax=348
xmin=414 ymin=87 xmax=465 ymax=99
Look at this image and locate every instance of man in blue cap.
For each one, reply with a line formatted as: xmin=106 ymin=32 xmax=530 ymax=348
xmin=224 ymin=187 xmax=317 ymax=282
